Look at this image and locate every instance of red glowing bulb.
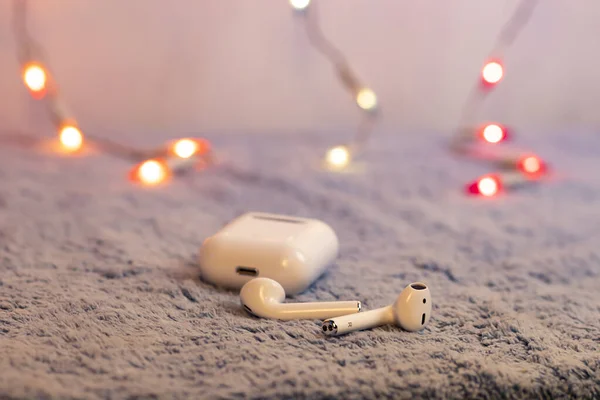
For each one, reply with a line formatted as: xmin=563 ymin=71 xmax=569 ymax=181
xmin=466 ymin=175 xmax=501 ymax=197
xmin=481 ymin=60 xmax=503 ymax=86
xmin=480 ymin=124 xmax=508 ymax=144
xmin=517 ymin=155 xmax=547 ymax=177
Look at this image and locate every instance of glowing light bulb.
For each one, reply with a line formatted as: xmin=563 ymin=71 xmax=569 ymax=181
xmin=59 ymin=125 xmax=84 ymax=152
xmin=481 ymin=124 xmax=506 ymax=144
xmin=466 ymin=175 xmax=501 ymax=197
xmin=325 ymin=146 xmax=350 ymax=169
xmin=482 ymin=61 xmax=503 ymax=86
xmin=170 ymin=138 xmax=210 ymax=159
xmin=290 ymin=0 xmax=310 ymax=10
xmin=173 ymin=139 xmax=198 ymax=159
xmin=477 ymin=177 xmax=499 ymax=196
xmin=517 ymin=155 xmax=546 ymax=176
xmin=23 ymin=63 xmax=47 ymax=97
xmin=356 ymin=88 xmax=377 ymax=111
xmin=134 ymin=160 xmax=168 ymax=186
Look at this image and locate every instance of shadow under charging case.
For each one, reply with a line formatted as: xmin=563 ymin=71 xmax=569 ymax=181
xmin=198 ymin=212 xmax=339 ymax=296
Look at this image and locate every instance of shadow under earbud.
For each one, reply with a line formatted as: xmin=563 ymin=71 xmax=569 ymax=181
xmin=220 ymin=300 xmax=251 ymax=318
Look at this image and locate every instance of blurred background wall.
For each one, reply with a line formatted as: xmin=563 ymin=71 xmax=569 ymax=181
xmin=1 ymin=0 xmax=599 ymax=143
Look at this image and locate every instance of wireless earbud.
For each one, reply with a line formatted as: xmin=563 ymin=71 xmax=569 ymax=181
xmin=322 ymin=282 xmax=431 ymax=335
xmin=240 ymin=278 xmax=361 ymax=320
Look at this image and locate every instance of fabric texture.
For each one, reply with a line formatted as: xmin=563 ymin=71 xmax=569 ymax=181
xmin=0 ymin=130 xmax=598 ymax=399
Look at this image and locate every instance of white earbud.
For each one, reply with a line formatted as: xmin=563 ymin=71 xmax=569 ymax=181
xmin=240 ymin=277 xmax=361 ymax=320
xmin=322 ymin=282 xmax=431 ymax=335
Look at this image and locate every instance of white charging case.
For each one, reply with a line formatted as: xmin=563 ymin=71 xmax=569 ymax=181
xmin=198 ymin=212 xmax=339 ymax=295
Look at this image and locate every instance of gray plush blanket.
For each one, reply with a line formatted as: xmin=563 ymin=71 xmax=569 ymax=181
xmin=0 ymin=130 xmax=598 ymax=399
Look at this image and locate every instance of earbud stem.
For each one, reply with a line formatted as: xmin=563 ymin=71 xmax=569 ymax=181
xmin=271 ymin=301 xmax=361 ymax=320
xmin=323 ymin=305 xmax=394 ymax=336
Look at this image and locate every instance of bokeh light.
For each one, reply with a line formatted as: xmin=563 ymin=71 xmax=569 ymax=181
xmin=466 ymin=175 xmax=501 ymax=197
xmin=133 ymin=160 xmax=169 ymax=186
xmin=482 ymin=61 xmax=503 ymax=86
xmin=23 ymin=63 xmax=47 ymax=97
xmin=356 ymin=88 xmax=377 ymax=111
xmin=477 ymin=177 xmax=499 ymax=197
xmin=59 ymin=125 xmax=84 ymax=152
xmin=518 ymin=155 xmax=546 ymax=177
xmin=325 ymin=146 xmax=350 ymax=169
xmin=173 ymin=139 xmax=198 ymax=159
xmin=290 ymin=0 xmax=310 ymax=10
xmin=170 ymin=138 xmax=210 ymax=159
xmin=481 ymin=124 xmax=506 ymax=144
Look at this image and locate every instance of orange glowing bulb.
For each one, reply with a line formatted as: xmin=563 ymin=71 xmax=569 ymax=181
xmin=23 ymin=63 xmax=48 ymax=96
xmin=59 ymin=125 xmax=84 ymax=152
xmin=173 ymin=139 xmax=199 ymax=159
xmin=482 ymin=61 xmax=503 ymax=85
xmin=169 ymin=138 xmax=210 ymax=159
xmin=136 ymin=160 xmax=168 ymax=185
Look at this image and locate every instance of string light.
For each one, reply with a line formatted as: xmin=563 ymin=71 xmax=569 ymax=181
xmin=129 ymin=152 xmax=206 ymax=186
xmin=131 ymin=138 xmax=211 ymax=186
xmin=481 ymin=60 xmax=503 ymax=87
xmin=172 ymin=139 xmax=198 ymax=159
xmin=466 ymin=175 xmax=501 ymax=197
xmin=169 ymin=138 xmax=210 ymax=159
xmin=7 ymin=0 xmax=214 ymax=183
xmin=9 ymin=0 xmax=549 ymax=196
xmin=131 ymin=159 xmax=169 ymax=186
xmin=290 ymin=0 xmax=310 ymax=11
xmin=356 ymin=88 xmax=378 ymax=111
xmin=516 ymin=154 xmax=547 ymax=177
xmin=22 ymin=62 xmax=47 ymax=98
xmin=450 ymin=0 xmax=547 ymax=196
xmin=58 ymin=123 xmax=84 ymax=152
xmin=465 ymin=171 xmax=537 ymax=197
xmin=293 ymin=0 xmax=379 ymax=170
xmin=480 ymin=123 xmax=508 ymax=144
xmin=325 ymin=145 xmax=351 ymax=170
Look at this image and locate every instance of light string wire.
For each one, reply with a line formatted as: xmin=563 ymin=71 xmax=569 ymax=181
xmin=5 ymin=0 xmax=213 ymax=186
xmin=454 ymin=0 xmax=540 ymax=136
xmin=448 ymin=0 xmax=547 ymax=195
xmin=293 ymin=0 xmax=379 ymax=168
xmin=5 ymin=0 xmax=548 ymax=194
xmin=9 ymin=0 xmax=146 ymax=161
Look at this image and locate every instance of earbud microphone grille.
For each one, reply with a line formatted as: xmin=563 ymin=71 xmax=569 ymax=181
xmin=322 ymin=320 xmax=338 ymax=335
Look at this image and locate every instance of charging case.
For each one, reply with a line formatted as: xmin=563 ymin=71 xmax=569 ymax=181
xmin=198 ymin=212 xmax=339 ymax=295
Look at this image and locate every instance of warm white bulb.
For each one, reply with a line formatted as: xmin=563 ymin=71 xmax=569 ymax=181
xmin=59 ymin=126 xmax=83 ymax=151
xmin=356 ymin=88 xmax=377 ymax=111
xmin=24 ymin=65 xmax=47 ymax=92
xmin=326 ymin=146 xmax=350 ymax=169
xmin=290 ymin=0 xmax=310 ymax=10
